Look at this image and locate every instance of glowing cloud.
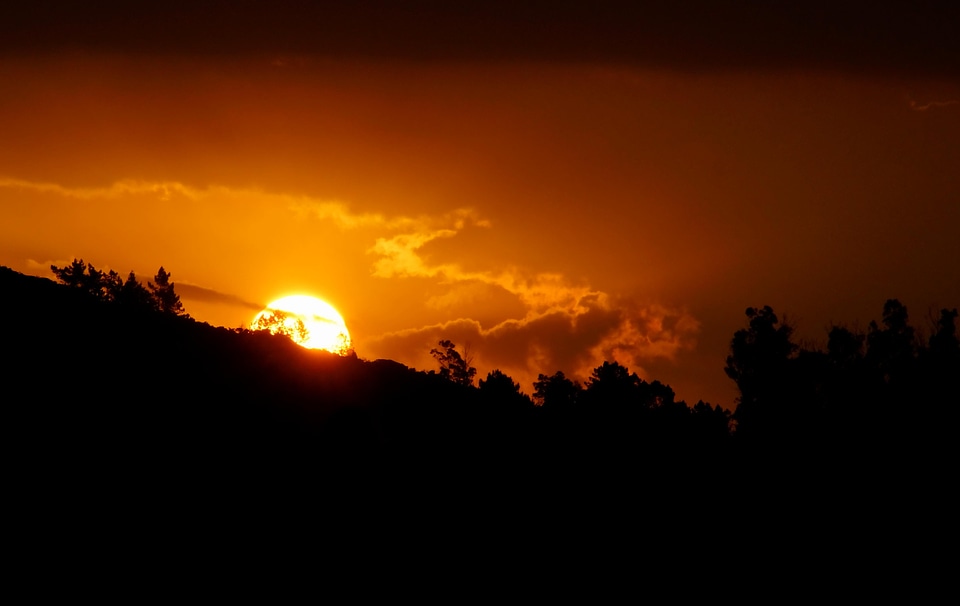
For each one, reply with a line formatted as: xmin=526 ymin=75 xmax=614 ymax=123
xmin=3 ymin=175 xmax=701 ymax=393
xmin=354 ymin=204 xmax=699 ymax=389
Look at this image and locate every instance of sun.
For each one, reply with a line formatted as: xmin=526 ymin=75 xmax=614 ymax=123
xmin=251 ymin=295 xmax=352 ymax=354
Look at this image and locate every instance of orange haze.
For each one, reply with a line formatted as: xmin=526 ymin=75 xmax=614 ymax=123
xmin=3 ymin=5 xmax=958 ymax=407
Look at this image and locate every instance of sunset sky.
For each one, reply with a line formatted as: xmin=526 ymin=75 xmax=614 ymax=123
xmin=2 ymin=2 xmax=958 ymax=407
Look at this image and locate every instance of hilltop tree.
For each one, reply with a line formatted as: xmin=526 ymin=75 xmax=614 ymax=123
xmin=50 ymin=259 xmax=180 ymax=315
xmin=148 ymin=267 xmax=185 ymax=316
xmin=80 ymin=263 xmax=105 ymax=299
xmin=478 ymin=369 xmax=531 ymax=409
xmin=689 ymin=400 xmax=733 ymax=443
xmin=928 ymin=308 xmax=959 ymax=357
xmin=532 ymin=371 xmax=581 ymax=411
xmin=50 ymin=258 xmax=88 ymax=289
xmin=584 ymin=361 xmax=642 ymax=409
xmin=430 ymin=340 xmax=476 ymax=386
xmin=479 ymin=369 xmax=521 ymax=395
xmin=827 ymin=325 xmax=865 ymax=369
xmin=51 ymin=258 xmax=117 ymax=301
xmin=102 ymin=269 xmax=124 ymax=302
xmin=923 ymin=307 xmax=960 ymax=421
xmin=725 ymin=306 xmax=799 ymax=440
xmin=866 ymin=299 xmax=915 ymax=380
xmin=117 ymin=271 xmax=157 ymax=311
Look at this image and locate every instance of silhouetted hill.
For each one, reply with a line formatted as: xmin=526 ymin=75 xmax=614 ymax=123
xmin=2 ymin=266 xmax=451 ymax=472
xmin=7 ymin=265 xmax=953 ymax=568
xmin=3 ymin=266 xmax=734 ymax=501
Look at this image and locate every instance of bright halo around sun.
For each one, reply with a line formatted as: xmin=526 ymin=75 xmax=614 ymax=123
xmin=251 ymin=295 xmax=352 ymax=355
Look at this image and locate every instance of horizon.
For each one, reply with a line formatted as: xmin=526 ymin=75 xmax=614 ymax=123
xmin=2 ymin=3 xmax=958 ymax=407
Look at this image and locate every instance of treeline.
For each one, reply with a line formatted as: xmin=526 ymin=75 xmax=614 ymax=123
xmin=427 ymin=296 xmax=958 ymax=457
xmin=10 ymin=262 xmax=954 ymax=571
xmin=49 ymin=258 xmax=185 ymax=316
xmin=723 ymin=301 xmax=959 ymax=452
xmin=34 ymin=260 xmax=959 ymax=458
xmin=5 ymin=261 xmax=959 ymax=545
xmin=5 ymin=260 xmax=957 ymax=495
xmin=429 ymin=337 xmax=733 ymax=454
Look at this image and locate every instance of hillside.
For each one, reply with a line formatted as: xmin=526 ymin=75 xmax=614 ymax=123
xmin=5 ymin=265 xmax=957 ymax=566
xmin=3 ymin=265 xmax=735 ymax=494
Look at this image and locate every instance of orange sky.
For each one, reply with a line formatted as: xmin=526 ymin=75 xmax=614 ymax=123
xmin=2 ymin=4 xmax=958 ymax=407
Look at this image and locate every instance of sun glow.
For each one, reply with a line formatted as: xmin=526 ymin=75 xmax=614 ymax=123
xmin=251 ymin=295 xmax=352 ymax=354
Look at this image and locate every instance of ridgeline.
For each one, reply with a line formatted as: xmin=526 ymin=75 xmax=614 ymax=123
xmin=3 ymin=265 xmax=957 ymax=550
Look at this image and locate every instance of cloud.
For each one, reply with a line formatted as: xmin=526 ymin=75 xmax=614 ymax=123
xmin=289 ymin=201 xmax=417 ymax=231
xmin=355 ymin=197 xmax=701 ymax=389
xmin=175 ymin=283 xmax=264 ymax=311
xmin=2 ymin=175 xmax=491 ymax=241
xmin=1 ymin=175 xmax=483 ymax=236
xmin=424 ymin=280 xmax=520 ymax=313
xmin=364 ymin=208 xmax=493 ymax=279
xmin=585 ymin=303 xmax=701 ymax=379
xmin=365 ymin=210 xmax=601 ymax=319
xmin=26 ymin=258 xmax=73 ymax=276
xmin=369 ymin=228 xmax=459 ymax=279
xmin=5 ymin=174 xmax=701 ymax=393
xmin=909 ymin=99 xmax=960 ymax=112
xmin=0 ymin=177 xmax=199 ymax=201
xmin=366 ymin=296 xmax=699 ymax=393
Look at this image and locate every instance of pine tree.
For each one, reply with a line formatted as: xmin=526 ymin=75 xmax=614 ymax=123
xmin=119 ymin=271 xmax=157 ymax=311
xmin=50 ymin=258 xmax=112 ymax=300
xmin=50 ymin=258 xmax=89 ymax=289
xmin=148 ymin=267 xmax=185 ymax=316
xmin=103 ymin=270 xmax=124 ymax=302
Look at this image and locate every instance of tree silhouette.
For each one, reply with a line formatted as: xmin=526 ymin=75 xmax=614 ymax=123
xmin=821 ymin=324 xmax=869 ymax=430
xmin=532 ymin=371 xmax=581 ymax=411
xmin=478 ymin=369 xmax=531 ymax=409
xmin=827 ymin=325 xmax=864 ymax=368
xmin=928 ymin=308 xmax=959 ymax=357
xmin=724 ymin=306 xmax=799 ymax=440
xmin=117 ymin=271 xmax=157 ymax=311
xmin=51 ymin=258 xmax=113 ymax=299
xmin=689 ymin=400 xmax=733 ymax=443
xmin=866 ymin=299 xmax=915 ymax=382
xmin=102 ymin=269 xmax=123 ymax=302
xmin=51 ymin=259 xmax=119 ymax=301
xmin=430 ymin=340 xmax=476 ymax=386
xmin=51 ymin=259 xmax=166 ymax=312
xmin=81 ymin=263 xmax=105 ymax=299
xmin=50 ymin=258 xmax=87 ymax=289
xmin=148 ymin=267 xmax=185 ymax=316
xmin=251 ymin=310 xmax=309 ymax=345
xmin=584 ymin=361 xmax=642 ymax=409
xmin=922 ymin=307 xmax=960 ymax=435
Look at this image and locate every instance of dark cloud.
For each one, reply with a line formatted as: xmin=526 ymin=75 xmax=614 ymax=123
xmin=366 ymin=295 xmax=698 ymax=394
xmin=176 ymin=283 xmax=263 ymax=311
xmin=3 ymin=2 xmax=957 ymax=76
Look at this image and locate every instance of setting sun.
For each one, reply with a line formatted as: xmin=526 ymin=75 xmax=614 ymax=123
xmin=2 ymin=3 xmax=958 ymax=408
xmin=251 ymin=295 xmax=352 ymax=354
